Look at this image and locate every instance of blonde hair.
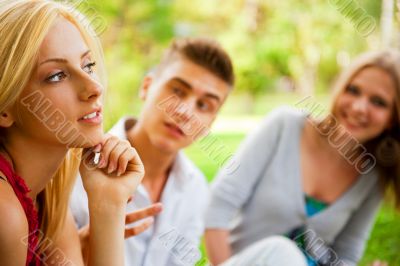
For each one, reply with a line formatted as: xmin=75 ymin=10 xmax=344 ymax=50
xmin=330 ymin=50 xmax=400 ymax=209
xmin=0 ymin=0 xmax=106 ymax=245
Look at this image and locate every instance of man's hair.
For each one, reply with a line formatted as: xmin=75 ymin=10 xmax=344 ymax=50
xmin=156 ymin=37 xmax=235 ymax=86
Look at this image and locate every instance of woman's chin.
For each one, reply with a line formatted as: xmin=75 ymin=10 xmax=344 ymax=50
xmin=67 ymin=130 xmax=105 ymax=149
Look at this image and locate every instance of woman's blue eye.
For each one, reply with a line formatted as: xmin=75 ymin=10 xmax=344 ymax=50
xmin=371 ymin=97 xmax=387 ymax=108
xmin=46 ymin=72 xmax=66 ymax=83
xmin=345 ymin=84 xmax=360 ymax=95
xmin=83 ymin=62 xmax=96 ymax=74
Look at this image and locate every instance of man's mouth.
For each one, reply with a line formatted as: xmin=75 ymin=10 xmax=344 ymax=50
xmin=164 ymin=122 xmax=185 ymax=137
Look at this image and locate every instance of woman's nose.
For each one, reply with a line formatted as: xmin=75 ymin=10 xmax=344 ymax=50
xmin=352 ymin=96 xmax=368 ymax=114
xmin=78 ymin=75 xmax=103 ymax=101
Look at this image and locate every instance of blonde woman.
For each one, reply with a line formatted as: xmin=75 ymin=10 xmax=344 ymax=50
xmin=205 ymin=50 xmax=400 ymax=266
xmin=0 ymin=1 xmax=145 ymax=265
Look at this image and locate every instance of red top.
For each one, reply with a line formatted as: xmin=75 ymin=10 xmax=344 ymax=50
xmin=0 ymin=154 xmax=40 ymax=266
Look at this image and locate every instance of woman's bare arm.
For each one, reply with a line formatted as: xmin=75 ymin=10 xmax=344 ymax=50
xmin=42 ymin=208 xmax=84 ymax=266
xmin=0 ymin=181 xmax=29 ymax=266
xmin=80 ymin=136 xmax=144 ymax=266
xmin=205 ymin=229 xmax=232 ymax=266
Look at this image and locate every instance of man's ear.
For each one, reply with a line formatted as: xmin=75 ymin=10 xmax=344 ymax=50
xmin=0 ymin=110 xmax=14 ymax=128
xmin=139 ymin=75 xmax=153 ymax=101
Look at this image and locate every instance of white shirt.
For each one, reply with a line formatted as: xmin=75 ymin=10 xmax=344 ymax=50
xmin=70 ymin=117 xmax=209 ymax=266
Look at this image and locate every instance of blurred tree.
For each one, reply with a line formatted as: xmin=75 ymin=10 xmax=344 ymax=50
xmin=74 ymin=0 xmax=385 ymax=117
xmin=381 ymin=0 xmax=394 ymax=48
xmin=397 ymin=0 xmax=400 ymax=48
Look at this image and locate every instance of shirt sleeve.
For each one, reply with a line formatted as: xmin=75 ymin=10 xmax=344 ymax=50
xmin=205 ymin=108 xmax=287 ymax=229
xmin=332 ymin=187 xmax=382 ymax=266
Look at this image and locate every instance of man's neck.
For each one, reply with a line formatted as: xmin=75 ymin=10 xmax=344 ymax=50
xmin=126 ymin=121 xmax=177 ymax=202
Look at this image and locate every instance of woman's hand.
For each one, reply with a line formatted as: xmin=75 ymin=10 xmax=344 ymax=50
xmin=79 ymin=202 xmax=163 ymax=263
xmin=78 ymin=134 xmax=145 ymax=266
xmin=80 ymin=134 xmax=145 ymax=205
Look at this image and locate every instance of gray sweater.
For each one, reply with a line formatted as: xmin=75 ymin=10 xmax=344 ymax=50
xmin=205 ymin=107 xmax=382 ymax=266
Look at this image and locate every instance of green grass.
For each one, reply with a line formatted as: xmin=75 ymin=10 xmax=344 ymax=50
xmin=359 ymin=204 xmax=400 ymax=265
xmin=184 ymin=132 xmax=400 ymax=265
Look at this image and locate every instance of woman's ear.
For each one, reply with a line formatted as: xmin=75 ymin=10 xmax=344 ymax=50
xmin=139 ymin=75 xmax=153 ymax=101
xmin=0 ymin=111 xmax=14 ymax=128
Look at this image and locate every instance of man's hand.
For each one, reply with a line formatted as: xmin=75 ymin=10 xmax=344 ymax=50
xmin=370 ymin=260 xmax=388 ymax=266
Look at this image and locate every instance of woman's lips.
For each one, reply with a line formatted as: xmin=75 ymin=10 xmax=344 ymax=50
xmin=341 ymin=113 xmax=367 ymax=131
xmin=78 ymin=111 xmax=103 ymax=125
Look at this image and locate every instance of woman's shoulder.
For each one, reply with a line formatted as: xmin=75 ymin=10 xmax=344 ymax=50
xmin=0 ymin=181 xmax=29 ymax=264
xmin=0 ymin=180 xmax=29 ymax=237
xmin=267 ymin=105 xmax=306 ymax=121
xmin=259 ymin=105 xmax=307 ymax=133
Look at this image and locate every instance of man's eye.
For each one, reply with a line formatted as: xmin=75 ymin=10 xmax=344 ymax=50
xmin=197 ymin=101 xmax=210 ymax=111
xmin=46 ymin=72 xmax=67 ymax=83
xmin=83 ymin=62 xmax=96 ymax=74
xmin=173 ymin=87 xmax=185 ymax=96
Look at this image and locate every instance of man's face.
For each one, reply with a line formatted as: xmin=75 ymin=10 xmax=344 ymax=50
xmin=138 ymin=57 xmax=231 ymax=153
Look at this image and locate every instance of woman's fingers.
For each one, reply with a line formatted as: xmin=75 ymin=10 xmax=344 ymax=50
xmin=107 ymin=144 xmax=143 ymax=177
xmin=80 ymin=134 xmax=145 ymax=201
xmin=126 ymin=147 xmax=144 ymax=175
xmin=125 ymin=203 xmax=163 ymax=224
xmin=107 ymin=141 xmax=130 ymax=174
xmin=116 ymin=146 xmax=138 ymax=176
xmin=95 ymin=135 xmax=142 ymax=177
xmin=97 ymin=135 xmax=119 ymax=169
xmin=81 ymin=144 xmax=100 ymax=164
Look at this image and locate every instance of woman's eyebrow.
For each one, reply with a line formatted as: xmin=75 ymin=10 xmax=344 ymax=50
xmin=39 ymin=50 xmax=91 ymax=66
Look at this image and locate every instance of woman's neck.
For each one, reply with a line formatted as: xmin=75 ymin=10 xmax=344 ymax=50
xmin=2 ymin=134 xmax=68 ymax=199
xmin=306 ymin=118 xmax=355 ymax=167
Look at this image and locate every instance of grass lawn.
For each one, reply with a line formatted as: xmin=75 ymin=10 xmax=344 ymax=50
xmin=184 ymin=132 xmax=400 ymax=265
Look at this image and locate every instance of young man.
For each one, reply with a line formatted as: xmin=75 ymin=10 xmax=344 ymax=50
xmin=70 ymin=37 xmax=234 ymax=265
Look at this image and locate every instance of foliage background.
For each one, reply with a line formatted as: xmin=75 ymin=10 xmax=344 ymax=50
xmin=74 ymin=0 xmax=400 ymax=264
xmin=76 ymin=0 xmax=388 ymax=127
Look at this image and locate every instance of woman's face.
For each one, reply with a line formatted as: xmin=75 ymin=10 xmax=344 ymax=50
xmin=333 ymin=66 xmax=396 ymax=143
xmin=9 ymin=18 xmax=104 ymax=148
